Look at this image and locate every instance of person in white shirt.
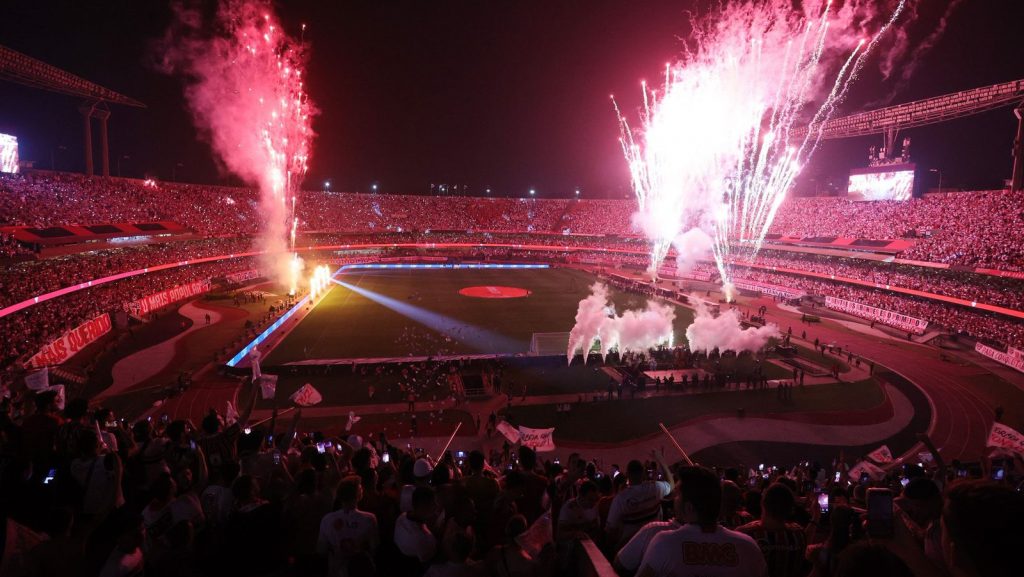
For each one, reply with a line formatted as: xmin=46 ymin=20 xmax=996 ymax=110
xmin=636 ymin=466 xmax=767 ymax=577
xmin=317 ymin=476 xmax=379 ymax=577
xmin=607 ymin=458 xmax=672 ymax=549
xmin=99 ymin=511 xmax=146 ymax=577
xmin=615 ymin=519 xmax=682 ymax=576
xmin=395 ymin=485 xmax=439 ymax=564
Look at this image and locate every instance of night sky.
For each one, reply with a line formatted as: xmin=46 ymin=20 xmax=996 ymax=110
xmin=1 ymin=0 xmax=1023 ymax=197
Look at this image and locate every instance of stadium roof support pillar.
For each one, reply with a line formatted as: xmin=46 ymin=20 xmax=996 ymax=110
xmin=79 ymin=103 xmax=94 ymax=177
xmin=1012 ymin=103 xmax=1024 ymax=193
xmin=78 ymin=101 xmax=111 ymax=178
xmin=98 ymin=109 xmax=110 ymax=177
xmin=883 ymin=127 xmax=897 ymax=159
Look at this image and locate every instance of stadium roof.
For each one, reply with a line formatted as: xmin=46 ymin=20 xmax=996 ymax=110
xmin=0 ymin=44 xmax=145 ymax=107
xmin=794 ymin=79 xmax=1024 ymax=141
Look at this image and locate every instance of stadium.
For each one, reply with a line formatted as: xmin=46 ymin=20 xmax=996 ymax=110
xmin=1 ymin=1 xmax=1023 ymax=577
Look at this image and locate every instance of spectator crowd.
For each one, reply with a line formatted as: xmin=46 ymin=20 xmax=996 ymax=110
xmin=0 ymin=384 xmax=1021 ymax=577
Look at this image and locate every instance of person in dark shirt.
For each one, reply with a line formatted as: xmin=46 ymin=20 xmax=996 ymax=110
xmin=738 ymin=483 xmax=808 ymax=577
xmin=515 ymin=447 xmax=549 ymax=525
xmin=21 ymin=391 xmax=61 ymax=476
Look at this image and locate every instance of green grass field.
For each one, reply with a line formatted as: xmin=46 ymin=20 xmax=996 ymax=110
xmin=264 ymin=268 xmax=696 ymax=363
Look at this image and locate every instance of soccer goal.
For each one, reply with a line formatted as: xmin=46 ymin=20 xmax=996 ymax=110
xmin=530 ymin=332 xmax=571 ymax=356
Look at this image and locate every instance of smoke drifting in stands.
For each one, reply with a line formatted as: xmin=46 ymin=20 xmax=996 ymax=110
xmin=686 ymin=298 xmax=780 ymax=354
xmin=158 ymin=0 xmax=315 ymax=291
xmin=567 ymin=282 xmax=675 ymax=363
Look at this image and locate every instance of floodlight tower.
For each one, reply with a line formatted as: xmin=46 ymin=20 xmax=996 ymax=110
xmin=0 ymin=44 xmax=145 ymax=177
xmin=1012 ymin=103 xmax=1024 ymax=192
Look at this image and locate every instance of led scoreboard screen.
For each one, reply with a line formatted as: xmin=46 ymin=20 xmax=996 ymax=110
xmin=847 ymin=163 xmax=915 ymax=202
xmin=0 ymin=133 xmax=18 ymax=174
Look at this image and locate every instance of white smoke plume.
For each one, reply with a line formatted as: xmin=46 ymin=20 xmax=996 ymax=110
xmin=685 ymin=297 xmax=779 ymax=354
xmin=567 ymin=283 xmax=675 ymax=364
xmin=157 ymin=0 xmax=315 ymax=288
xmin=672 ymin=227 xmax=714 ymax=276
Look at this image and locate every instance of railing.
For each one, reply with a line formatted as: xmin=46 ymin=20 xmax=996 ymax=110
xmin=575 ymin=536 xmax=618 ymax=577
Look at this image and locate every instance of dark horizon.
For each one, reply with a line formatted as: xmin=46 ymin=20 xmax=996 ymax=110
xmin=1 ymin=0 xmax=1023 ymax=198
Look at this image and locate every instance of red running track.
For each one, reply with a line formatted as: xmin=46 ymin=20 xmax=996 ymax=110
xmin=755 ymin=295 xmax=993 ymax=461
xmin=140 ymin=294 xmax=994 ymax=461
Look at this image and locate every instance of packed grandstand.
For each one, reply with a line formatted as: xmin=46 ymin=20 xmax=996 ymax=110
xmin=2 ymin=169 xmax=1024 ymax=575
xmin=3 ymin=171 xmax=1024 ymax=371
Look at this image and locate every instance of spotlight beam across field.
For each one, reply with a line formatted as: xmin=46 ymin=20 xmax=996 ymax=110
xmin=226 ymin=266 xmax=340 ymax=367
xmin=332 ymin=279 xmax=522 ymax=353
xmin=224 ymin=262 xmax=551 ymax=366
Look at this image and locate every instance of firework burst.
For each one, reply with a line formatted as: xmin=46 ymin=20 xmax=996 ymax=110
xmin=615 ymin=0 xmax=905 ymax=295
xmin=162 ymin=0 xmax=315 ymax=293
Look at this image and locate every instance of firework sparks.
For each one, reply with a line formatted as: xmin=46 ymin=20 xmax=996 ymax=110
xmin=615 ymin=0 xmax=905 ymax=295
xmin=308 ymin=264 xmax=331 ymax=300
xmin=162 ymin=0 xmax=314 ymax=290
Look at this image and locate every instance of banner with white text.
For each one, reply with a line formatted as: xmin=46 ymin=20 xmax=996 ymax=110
xmin=975 ymin=342 xmax=1024 ymax=373
xmin=124 ymin=279 xmax=211 ymax=319
xmin=26 ymin=313 xmax=112 ymax=368
xmin=986 ymin=422 xmax=1024 ymax=457
xmin=517 ymin=426 xmax=556 ymax=452
xmin=825 ymin=296 xmax=928 ymax=335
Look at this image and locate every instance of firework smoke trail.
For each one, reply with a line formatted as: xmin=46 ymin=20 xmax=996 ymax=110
xmin=160 ymin=0 xmax=314 ymax=293
xmin=614 ymin=0 xmax=905 ymax=295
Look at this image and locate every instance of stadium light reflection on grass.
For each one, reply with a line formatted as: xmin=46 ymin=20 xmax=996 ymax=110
xmin=332 ymin=278 xmax=523 ymax=352
xmin=226 ymin=266 xmax=341 ymax=367
xmin=225 ymin=262 xmax=548 ymax=366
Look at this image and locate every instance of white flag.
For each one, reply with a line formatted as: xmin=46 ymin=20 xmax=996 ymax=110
xmin=225 ymin=401 xmax=239 ymax=425
xmin=46 ymin=384 xmax=65 ymax=411
xmin=849 ymin=460 xmax=886 ymax=481
xmin=257 ymin=374 xmax=277 ymax=400
xmin=867 ymin=445 xmax=894 ymax=464
xmin=25 ymin=368 xmax=49 ymax=391
xmin=518 ymin=426 xmax=556 ymax=452
xmin=496 ymin=420 xmax=521 ymax=444
xmin=345 ymin=411 xmax=362 ymax=432
xmin=290 ymin=383 xmax=323 ymax=407
xmin=516 ymin=511 xmax=553 ymax=557
xmin=986 ymin=422 xmax=1024 ymax=457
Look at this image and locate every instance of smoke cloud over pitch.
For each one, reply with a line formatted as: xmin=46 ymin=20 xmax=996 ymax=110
xmin=567 ymin=283 xmax=675 ymax=364
xmin=685 ymin=298 xmax=779 ymax=354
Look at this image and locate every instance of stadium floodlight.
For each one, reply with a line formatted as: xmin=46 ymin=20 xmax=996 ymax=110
xmin=529 ymin=188 xmax=536 ymax=195
xmin=324 ymin=181 xmax=330 ymax=189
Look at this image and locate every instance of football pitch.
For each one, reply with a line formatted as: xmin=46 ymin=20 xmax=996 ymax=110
xmin=263 ymin=267 xmax=696 ymax=364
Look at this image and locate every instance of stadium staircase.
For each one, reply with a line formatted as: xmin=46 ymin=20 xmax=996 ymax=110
xmin=460 ymin=374 xmax=488 ymax=399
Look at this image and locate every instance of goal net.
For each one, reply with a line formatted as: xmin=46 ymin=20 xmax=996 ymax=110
xmin=530 ymin=332 xmax=571 ymax=356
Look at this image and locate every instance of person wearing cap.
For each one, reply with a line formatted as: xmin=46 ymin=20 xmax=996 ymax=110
xmin=401 ymin=457 xmax=435 ymax=512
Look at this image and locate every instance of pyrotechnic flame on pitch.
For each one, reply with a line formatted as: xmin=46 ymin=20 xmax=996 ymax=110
xmin=614 ymin=0 xmax=905 ymax=294
xmin=308 ymin=265 xmax=331 ymax=300
xmin=685 ymin=297 xmax=779 ymax=354
xmin=567 ymin=283 xmax=675 ymax=365
xmin=160 ymin=0 xmax=315 ymax=289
